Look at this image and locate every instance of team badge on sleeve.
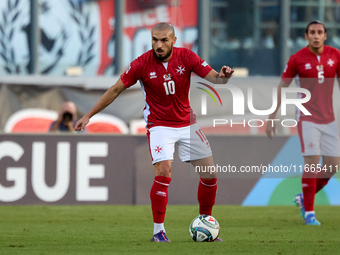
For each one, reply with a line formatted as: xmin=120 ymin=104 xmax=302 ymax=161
xmin=126 ymin=65 xmax=131 ymax=74
xmin=284 ymin=64 xmax=288 ymax=72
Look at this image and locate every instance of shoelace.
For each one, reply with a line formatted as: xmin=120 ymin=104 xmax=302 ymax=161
xmin=161 ymin=231 xmax=168 ymax=241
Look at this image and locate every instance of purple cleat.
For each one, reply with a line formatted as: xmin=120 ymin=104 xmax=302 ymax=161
xmin=215 ymin=237 xmax=223 ymax=242
xmin=294 ymin=193 xmax=305 ymax=220
xmin=151 ymin=231 xmax=171 ymax=242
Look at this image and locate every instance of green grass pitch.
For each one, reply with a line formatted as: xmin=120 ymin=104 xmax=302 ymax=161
xmin=0 ymin=205 xmax=339 ymax=254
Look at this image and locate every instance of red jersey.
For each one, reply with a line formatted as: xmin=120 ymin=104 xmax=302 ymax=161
xmin=120 ymin=47 xmax=213 ymax=129
xmin=282 ymin=45 xmax=340 ymax=124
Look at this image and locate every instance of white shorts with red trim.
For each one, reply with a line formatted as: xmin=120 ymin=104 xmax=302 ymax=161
xmin=297 ymin=120 xmax=340 ymax=157
xmin=147 ymin=123 xmax=212 ymax=164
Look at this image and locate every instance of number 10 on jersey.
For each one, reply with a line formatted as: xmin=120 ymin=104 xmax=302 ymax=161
xmin=163 ymin=81 xmax=175 ymax=95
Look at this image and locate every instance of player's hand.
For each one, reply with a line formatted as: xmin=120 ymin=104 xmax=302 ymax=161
xmin=75 ymin=116 xmax=90 ymax=132
xmin=220 ymin=66 xmax=234 ymax=79
xmin=265 ymin=119 xmax=276 ymax=139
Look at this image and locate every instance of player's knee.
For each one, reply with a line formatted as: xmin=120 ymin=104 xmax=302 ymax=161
xmin=199 ymin=171 xmax=217 ymax=179
xmin=154 ymin=161 xmax=172 ymax=177
xmin=156 ymin=168 xmax=171 ymax=177
xmin=209 ymin=171 xmax=217 ymax=179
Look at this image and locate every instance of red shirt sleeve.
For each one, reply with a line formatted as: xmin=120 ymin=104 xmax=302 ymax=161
xmin=186 ymin=50 xmax=213 ymax=78
xmin=281 ymin=55 xmax=298 ymax=84
xmin=120 ymin=56 xmax=144 ymax=88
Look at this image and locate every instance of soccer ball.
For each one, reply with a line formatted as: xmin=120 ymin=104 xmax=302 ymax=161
xmin=189 ymin=215 xmax=220 ymax=242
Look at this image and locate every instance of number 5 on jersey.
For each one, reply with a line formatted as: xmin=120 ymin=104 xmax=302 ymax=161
xmin=318 ymin=70 xmax=324 ymax=84
xmin=163 ymin=80 xmax=175 ymax=95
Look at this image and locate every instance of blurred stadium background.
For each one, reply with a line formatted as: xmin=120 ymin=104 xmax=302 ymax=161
xmin=1 ymin=0 xmax=340 ymax=207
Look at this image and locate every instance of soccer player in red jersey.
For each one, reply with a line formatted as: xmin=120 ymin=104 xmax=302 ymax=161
xmin=266 ymin=21 xmax=340 ymax=225
xmin=75 ymin=23 xmax=234 ymax=241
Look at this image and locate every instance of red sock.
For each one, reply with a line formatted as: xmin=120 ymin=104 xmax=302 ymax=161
xmin=302 ymin=170 xmax=317 ymax=211
xmin=198 ymin=178 xmax=217 ymax=215
xmin=315 ymin=170 xmax=334 ymax=193
xmin=150 ymin=176 xmax=171 ymax=223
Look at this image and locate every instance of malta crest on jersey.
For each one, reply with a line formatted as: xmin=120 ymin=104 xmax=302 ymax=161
xmin=163 ymin=73 xmax=172 ymax=81
xmin=317 ymin=65 xmax=324 ymax=71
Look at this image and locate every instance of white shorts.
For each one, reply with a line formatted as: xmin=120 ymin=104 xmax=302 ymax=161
xmin=297 ymin=120 xmax=340 ymax=157
xmin=147 ymin=123 xmax=212 ymax=164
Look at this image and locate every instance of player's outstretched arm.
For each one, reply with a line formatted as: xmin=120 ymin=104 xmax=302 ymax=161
xmin=75 ymin=78 xmax=126 ymax=132
xmin=204 ymin=66 xmax=234 ymax=84
xmin=265 ymin=80 xmax=290 ymax=139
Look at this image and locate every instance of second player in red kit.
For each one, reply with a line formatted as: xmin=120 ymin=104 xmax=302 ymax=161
xmin=266 ymin=21 xmax=340 ymax=225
